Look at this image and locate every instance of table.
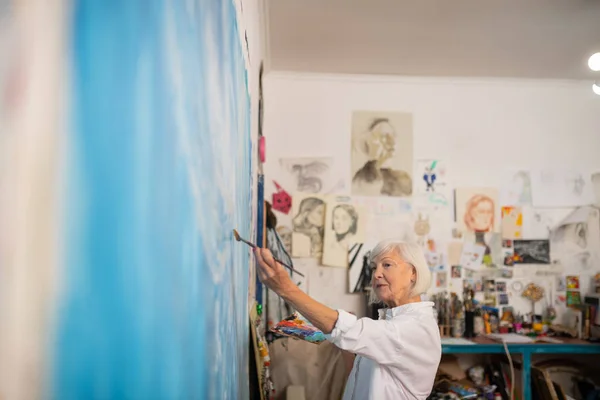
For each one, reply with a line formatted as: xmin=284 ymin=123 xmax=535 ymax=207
xmin=442 ymin=337 xmax=600 ymax=400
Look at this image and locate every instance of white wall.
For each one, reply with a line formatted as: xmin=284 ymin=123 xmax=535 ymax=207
xmin=263 ymin=71 xmax=600 ymax=318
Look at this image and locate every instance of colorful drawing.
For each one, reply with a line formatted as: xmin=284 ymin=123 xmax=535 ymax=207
xmin=415 ymin=159 xmax=452 ymax=208
xmin=566 ymin=275 xmax=580 ymax=289
xmin=566 ymin=291 xmax=581 ymax=306
xmin=501 ymin=206 xmax=523 ymax=239
xmin=270 ymin=313 xmax=326 ymax=344
xmin=455 ymin=188 xmax=500 ymax=233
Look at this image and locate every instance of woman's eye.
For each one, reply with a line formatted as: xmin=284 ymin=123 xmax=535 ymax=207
xmin=383 ymin=263 xmax=392 ymax=268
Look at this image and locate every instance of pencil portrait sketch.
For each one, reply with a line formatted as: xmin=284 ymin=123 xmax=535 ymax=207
xmin=351 ymin=112 xmax=413 ymax=197
xmin=322 ymin=198 xmax=366 ymax=268
xmin=291 ymin=194 xmax=326 ymax=258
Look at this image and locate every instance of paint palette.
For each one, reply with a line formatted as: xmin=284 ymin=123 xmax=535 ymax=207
xmin=270 ymin=313 xmax=326 ymax=344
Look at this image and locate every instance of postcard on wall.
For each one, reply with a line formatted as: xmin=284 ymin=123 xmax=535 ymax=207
xmin=291 ymin=193 xmax=326 ymax=259
xmin=530 ymin=170 xmax=594 ymax=207
xmin=279 ymin=157 xmax=344 ymax=195
xmin=322 ymin=196 xmax=366 ymax=268
xmin=501 ymin=206 xmax=523 ymax=239
xmin=350 ymin=111 xmax=413 ymax=197
xmin=459 ymin=243 xmax=486 ymax=270
xmin=512 ymin=239 xmax=550 ymax=264
xmin=414 ymin=159 xmax=452 ymax=209
xmin=499 ymin=170 xmax=532 ymax=206
xmin=455 ymin=188 xmax=500 ymax=233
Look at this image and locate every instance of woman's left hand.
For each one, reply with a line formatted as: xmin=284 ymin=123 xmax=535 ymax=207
xmin=254 ymin=248 xmax=295 ymax=295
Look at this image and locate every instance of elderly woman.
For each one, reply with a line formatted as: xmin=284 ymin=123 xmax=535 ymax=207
xmin=254 ymin=240 xmax=441 ymax=399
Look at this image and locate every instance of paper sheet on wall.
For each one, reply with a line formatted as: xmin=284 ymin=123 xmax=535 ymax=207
xmin=550 ymin=206 xmax=600 ymax=273
xmin=592 ymin=172 xmax=600 ymax=206
xmin=278 ymin=157 xmax=345 ymax=195
xmin=459 ymin=243 xmax=486 ymax=270
xmin=521 ymin=206 xmax=572 ymax=239
xmin=353 ymin=197 xmax=414 ymax=242
xmin=499 ymin=170 xmax=532 ymax=206
xmin=414 ymin=159 xmax=453 ymax=209
xmin=322 ymin=196 xmax=367 ymax=268
xmin=530 ymin=170 xmax=594 ymax=207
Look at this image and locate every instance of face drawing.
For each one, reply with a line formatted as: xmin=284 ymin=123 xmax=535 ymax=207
xmin=331 ymin=204 xmax=358 ymax=241
xmin=464 ymin=195 xmax=495 ymax=232
xmin=294 ymin=197 xmax=325 ymax=230
xmin=333 ymin=207 xmax=352 ymax=235
xmin=365 ymin=120 xmax=396 ymax=162
xmin=307 ymin=204 xmax=325 ymax=227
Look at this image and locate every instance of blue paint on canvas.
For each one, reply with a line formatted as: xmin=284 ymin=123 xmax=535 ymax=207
xmin=54 ymin=0 xmax=251 ymax=398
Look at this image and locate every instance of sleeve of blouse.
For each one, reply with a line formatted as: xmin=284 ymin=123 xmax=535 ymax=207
xmin=325 ymin=309 xmax=402 ymax=365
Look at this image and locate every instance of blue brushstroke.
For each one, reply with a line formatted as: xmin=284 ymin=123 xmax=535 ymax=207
xmin=53 ymin=0 xmax=251 ymax=399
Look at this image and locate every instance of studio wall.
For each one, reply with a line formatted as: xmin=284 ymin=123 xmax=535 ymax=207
xmin=263 ymin=72 xmax=600 ymax=318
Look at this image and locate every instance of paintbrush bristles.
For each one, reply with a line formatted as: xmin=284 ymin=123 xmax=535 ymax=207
xmin=232 ymin=229 xmax=241 ymax=242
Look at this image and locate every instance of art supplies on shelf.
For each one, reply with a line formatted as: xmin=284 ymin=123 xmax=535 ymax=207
xmin=270 ymin=313 xmax=326 ymax=344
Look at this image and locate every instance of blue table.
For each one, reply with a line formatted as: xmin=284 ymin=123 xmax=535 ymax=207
xmin=442 ymin=337 xmax=600 ymax=400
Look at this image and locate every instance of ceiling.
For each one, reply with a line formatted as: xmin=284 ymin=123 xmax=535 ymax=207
xmin=265 ymin=0 xmax=600 ymax=80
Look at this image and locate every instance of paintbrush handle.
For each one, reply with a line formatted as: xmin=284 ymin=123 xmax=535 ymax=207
xmin=236 ymin=232 xmax=305 ymax=277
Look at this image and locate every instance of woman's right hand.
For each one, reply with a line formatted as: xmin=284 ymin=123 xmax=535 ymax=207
xmin=254 ymin=248 xmax=296 ymax=296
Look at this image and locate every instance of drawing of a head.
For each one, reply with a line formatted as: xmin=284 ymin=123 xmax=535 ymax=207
xmin=464 ymin=194 xmax=495 ymax=232
xmin=332 ymin=204 xmax=358 ymax=240
xmin=296 ymin=197 xmax=325 ymax=228
xmin=357 ymin=118 xmax=396 ymax=162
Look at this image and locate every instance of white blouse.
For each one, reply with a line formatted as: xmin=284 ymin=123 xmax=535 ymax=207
xmin=326 ymin=302 xmax=442 ymax=400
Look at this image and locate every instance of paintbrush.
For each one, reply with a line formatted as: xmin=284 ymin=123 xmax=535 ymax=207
xmin=232 ymin=229 xmax=305 ymax=277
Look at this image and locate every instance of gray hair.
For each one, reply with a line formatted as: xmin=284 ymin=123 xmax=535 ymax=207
xmin=367 ymin=239 xmax=432 ymax=304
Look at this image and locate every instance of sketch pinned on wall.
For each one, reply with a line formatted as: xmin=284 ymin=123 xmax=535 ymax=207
xmin=530 ymin=170 xmax=594 ymax=207
xmin=499 ymin=170 xmax=532 ymax=206
xmin=322 ymin=197 xmax=366 ymax=268
xmin=348 ymin=241 xmax=376 ymax=293
xmin=592 ymin=172 xmax=600 ymax=206
xmin=279 ymin=157 xmax=342 ymax=194
xmin=291 ymin=193 xmax=326 ymax=258
xmin=455 ymin=188 xmax=500 ymax=233
xmin=513 ymin=240 xmax=551 ymax=264
xmin=415 ymin=159 xmax=452 ymax=208
xmin=521 ymin=206 xmax=571 ymax=239
xmin=350 ymin=111 xmax=413 ymax=197
xmin=353 ymin=196 xmax=413 ymax=243
xmin=551 ymin=207 xmax=600 ymax=272
xmin=501 ymin=206 xmax=523 ymax=239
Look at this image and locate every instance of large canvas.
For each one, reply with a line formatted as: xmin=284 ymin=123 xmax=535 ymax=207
xmin=52 ymin=1 xmax=254 ymax=398
xmin=350 ymin=111 xmax=413 ymax=197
